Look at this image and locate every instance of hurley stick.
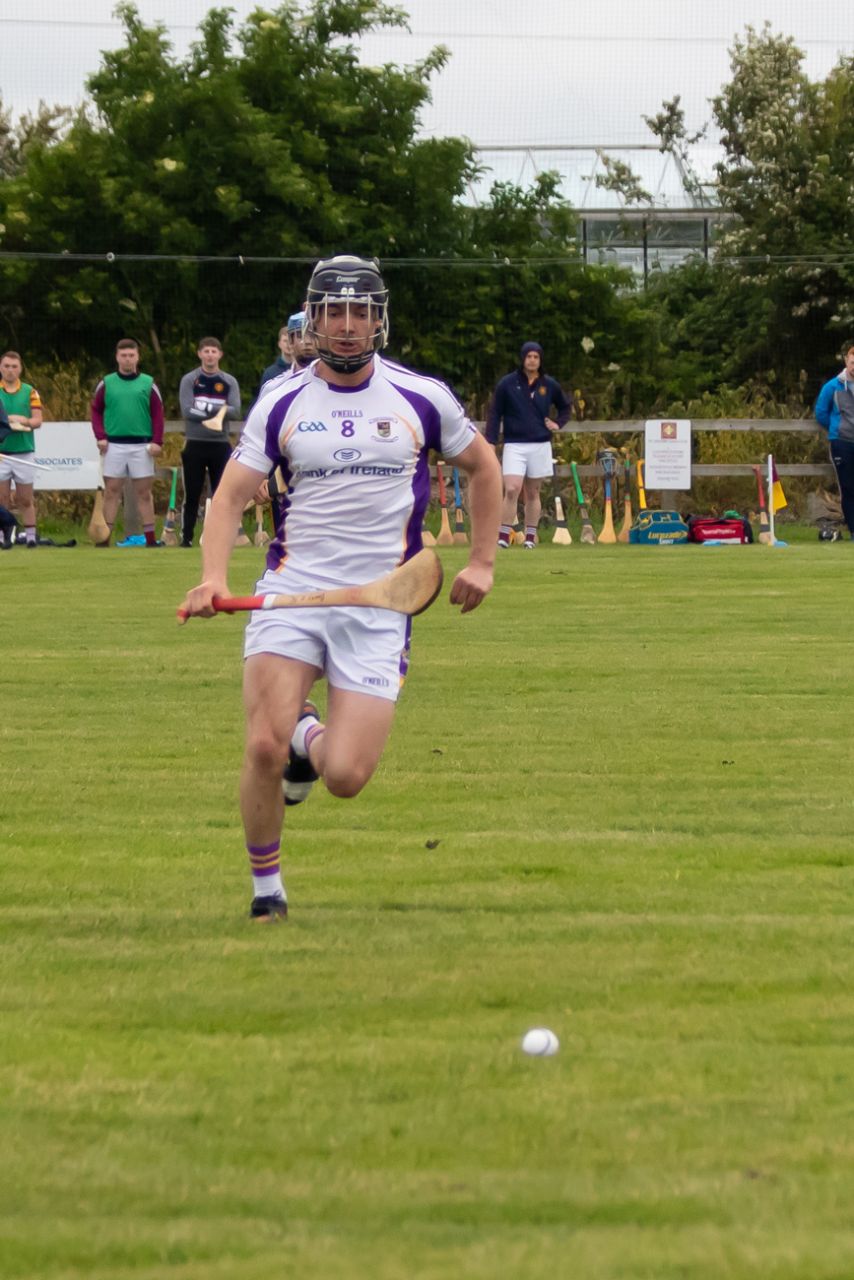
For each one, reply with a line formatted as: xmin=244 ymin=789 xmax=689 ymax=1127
xmin=618 ymin=456 xmax=632 ymax=543
xmin=202 ymin=405 xmax=227 ymax=431
xmin=435 ymin=461 xmax=454 ymax=546
xmin=753 ymin=464 xmax=772 ymax=545
xmin=178 ymin=548 xmax=444 ymax=622
xmin=87 ymin=488 xmax=111 ymax=545
xmin=570 ymin=461 xmax=596 ymax=545
xmin=597 ymin=449 xmax=618 ymax=544
xmin=452 ymin=467 xmax=468 ymax=545
xmin=637 ymin=459 xmax=648 ymax=511
xmin=161 ymin=467 xmax=179 ymax=545
xmin=552 ymin=478 xmax=572 ymax=546
xmin=253 ymin=504 xmax=270 ymax=547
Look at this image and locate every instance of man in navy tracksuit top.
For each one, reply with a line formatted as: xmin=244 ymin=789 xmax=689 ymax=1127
xmin=815 ymin=339 xmax=854 ymax=537
xmin=485 ymin=341 xmax=572 ymax=548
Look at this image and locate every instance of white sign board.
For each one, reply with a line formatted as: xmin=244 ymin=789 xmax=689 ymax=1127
xmin=644 ymin=419 xmax=692 ymax=491
xmin=32 ymin=422 xmax=102 ymax=491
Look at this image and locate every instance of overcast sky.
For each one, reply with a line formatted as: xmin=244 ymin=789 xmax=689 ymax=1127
xmin=2 ymin=0 xmax=852 ymax=147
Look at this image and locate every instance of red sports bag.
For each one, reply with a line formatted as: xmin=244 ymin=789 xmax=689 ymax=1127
xmin=686 ymin=515 xmax=752 ymax=544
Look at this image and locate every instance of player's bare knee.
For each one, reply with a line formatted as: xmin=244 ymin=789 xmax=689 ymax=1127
xmin=245 ymin=729 xmax=288 ymax=775
xmin=324 ymin=765 xmax=370 ymax=799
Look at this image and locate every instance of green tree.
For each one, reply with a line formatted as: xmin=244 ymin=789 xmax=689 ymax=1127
xmin=0 ymin=1 xmax=478 ymax=392
xmin=711 ymin=25 xmax=854 ymax=377
xmin=643 ymin=25 xmax=854 ymax=400
xmin=0 ymin=0 xmax=659 ymax=413
xmin=0 ymin=97 xmax=71 ymax=180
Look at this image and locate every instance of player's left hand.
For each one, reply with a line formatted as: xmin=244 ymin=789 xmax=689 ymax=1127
xmin=449 ymin=562 xmax=493 ymax=614
xmin=147 ymin=442 xmax=163 ymax=457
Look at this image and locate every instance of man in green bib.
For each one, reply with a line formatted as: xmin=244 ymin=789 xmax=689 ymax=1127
xmin=0 ymin=351 xmax=44 ymax=546
xmin=90 ymin=339 xmax=165 ymax=546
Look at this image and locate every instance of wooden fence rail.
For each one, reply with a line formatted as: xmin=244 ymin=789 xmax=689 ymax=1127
xmin=162 ymin=418 xmax=833 ymax=481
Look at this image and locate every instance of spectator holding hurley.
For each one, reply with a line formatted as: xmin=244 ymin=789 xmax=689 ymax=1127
xmin=178 ymin=337 xmax=241 ymax=548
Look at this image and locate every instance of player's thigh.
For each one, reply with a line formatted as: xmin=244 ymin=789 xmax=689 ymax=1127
xmin=104 ymin=473 xmax=125 ymax=496
xmin=14 ymin=481 xmax=34 ymax=504
xmin=102 ymin=444 xmax=130 ymax=479
xmin=501 ymin=442 xmax=532 ymax=482
xmin=523 ymin=476 xmax=545 ymax=500
xmin=243 ymin=653 xmax=321 ymax=756
xmin=132 ymin=474 xmax=154 ymax=500
xmin=323 ymin=686 xmax=396 ymax=782
xmin=0 ymin=477 xmax=11 ymax=504
xmin=128 ymin=446 xmax=155 ymax=483
xmin=522 ymin=441 xmax=554 ymax=482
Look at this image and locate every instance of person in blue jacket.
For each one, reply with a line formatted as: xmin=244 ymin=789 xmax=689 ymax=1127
xmin=815 ymin=339 xmax=854 ymax=537
xmin=256 ymin=311 xmax=317 ymax=398
xmin=485 ymin=341 xmax=572 ymax=548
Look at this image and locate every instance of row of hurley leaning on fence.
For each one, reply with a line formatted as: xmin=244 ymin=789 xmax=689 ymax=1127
xmin=4 ymin=329 xmax=854 ymax=550
xmin=485 ymin=336 xmax=854 ymax=546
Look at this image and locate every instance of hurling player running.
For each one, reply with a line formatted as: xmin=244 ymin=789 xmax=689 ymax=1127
xmin=179 ymin=256 xmax=502 ymax=921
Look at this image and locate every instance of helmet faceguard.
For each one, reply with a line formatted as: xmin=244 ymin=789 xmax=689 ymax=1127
xmin=305 ymin=255 xmax=389 ymax=374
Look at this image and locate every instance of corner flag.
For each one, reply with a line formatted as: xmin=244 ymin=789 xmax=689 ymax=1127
xmin=770 ymin=459 xmax=787 ymax=512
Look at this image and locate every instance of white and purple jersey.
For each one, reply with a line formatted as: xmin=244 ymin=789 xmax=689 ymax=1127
xmin=233 ymin=355 xmax=476 ymax=588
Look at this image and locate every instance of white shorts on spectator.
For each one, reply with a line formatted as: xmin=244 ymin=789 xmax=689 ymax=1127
xmin=501 ymin=441 xmax=554 ymax=479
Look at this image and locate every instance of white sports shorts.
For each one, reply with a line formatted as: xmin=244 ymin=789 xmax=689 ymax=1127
xmin=102 ymin=442 xmax=155 ymax=480
xmin=501 ymin=441 xmax=554 ymax=479
xmin=0 ymin=454 xmax=36 ymax=485
xmin=243 ymin=573 xmax=410 ymax=703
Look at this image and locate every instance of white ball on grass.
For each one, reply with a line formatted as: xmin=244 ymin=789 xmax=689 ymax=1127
xmin=521 ymin=1027 xmax=559 ymax=1057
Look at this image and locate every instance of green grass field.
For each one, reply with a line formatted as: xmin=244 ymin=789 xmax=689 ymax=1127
xmin=3 ymin=537 xmax=854 ymax=1279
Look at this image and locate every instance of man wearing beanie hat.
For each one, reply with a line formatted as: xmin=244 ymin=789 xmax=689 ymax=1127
xmin=486 ymin=342 xmax=572 ymax=548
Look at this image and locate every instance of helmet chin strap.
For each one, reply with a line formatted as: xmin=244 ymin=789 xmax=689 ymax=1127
xmin=316 ymin=345 xmax=375 ymax=374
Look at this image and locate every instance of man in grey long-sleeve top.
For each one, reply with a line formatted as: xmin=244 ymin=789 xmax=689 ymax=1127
xmin=178 ymin=337 xmax=241 ymax=547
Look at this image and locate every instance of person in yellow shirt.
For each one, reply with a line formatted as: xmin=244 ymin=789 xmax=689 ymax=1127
xmin=0 ymin=351 xmax=43 ymax=546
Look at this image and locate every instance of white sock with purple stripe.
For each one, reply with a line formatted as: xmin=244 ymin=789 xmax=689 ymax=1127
xmin=247 ymin=839 xmax=285 ymax=899
xmin=292 ymin=711 xmax=321 ymax=758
